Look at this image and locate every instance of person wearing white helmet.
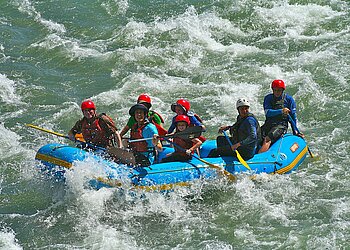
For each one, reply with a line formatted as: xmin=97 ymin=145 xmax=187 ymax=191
xmin=208 ymin=98 xmax=261 ymax=160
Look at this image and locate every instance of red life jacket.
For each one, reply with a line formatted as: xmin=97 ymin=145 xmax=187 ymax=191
xmin=173 ymin=137 xmax=194 ymax=157
xmin=81 ymin=116 xmax=110 ymax=147
xmin=130 ymin=123 xmax=149 ymax=152
xmin=149 ymin=110 xmax=167 ymax=136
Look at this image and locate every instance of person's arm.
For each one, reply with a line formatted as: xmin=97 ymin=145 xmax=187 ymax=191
xmin=119 ymin=125 xmax=130 ymax=137
xmin=152 ymin=134 xmax=163 ymax=152
xmin=144 ymin=124 xmax=163 ymax=152
xmin=120 ymin=116 xmax=135 ymax=137
xmin=114 ymin=131 xmax=123 ymax=148
xmin=231 ymin=118 xmax=257 ymax=150
xmin=186 ymin=138 xmax=202 ymax=155
xmin=68 ymin=120 xmax=82 ymax=141
xmin=263 ymin=94 xmax=285 ymax=118
xmin=218 ymin=125 xmax=230 ymax=133
xmin=167 ymin=117 xmax=176 ymax=133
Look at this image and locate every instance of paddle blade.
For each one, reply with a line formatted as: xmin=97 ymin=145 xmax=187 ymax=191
xmin=174 ymin=126 xmax=202 ymax=140
xmin=235 ymin=150 xmax=251 ymax=170
xmin=107 ymin=147 xmax=136 ymax=165
xmin=196 ymin=157 xmax=236 ymax=181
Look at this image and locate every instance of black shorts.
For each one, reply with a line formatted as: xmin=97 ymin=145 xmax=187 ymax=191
xmin=267 ymin=125 xmax=287 ymax=144
xmin=207 ymin=136 xmax=254 ymax=160
xmin=161 ymin=153 xmax=191 ymax=163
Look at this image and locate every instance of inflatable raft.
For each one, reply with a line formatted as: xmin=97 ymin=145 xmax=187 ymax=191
xmin=35 ymin=133 xmax=308 ymax=191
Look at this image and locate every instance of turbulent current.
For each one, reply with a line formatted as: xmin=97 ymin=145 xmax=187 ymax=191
xmin=1 ymin=0 xmax=349 ymax=249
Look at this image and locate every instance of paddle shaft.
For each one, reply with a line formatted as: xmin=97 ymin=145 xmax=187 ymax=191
xmin=163 ymin=138 xmax=236 ymax=181
xmin=222 ymin=130 xmax=251 ymax=170
xmin=287 ymin=115 xmax=314 ymax=158
xmin=26 ymin=124 xmax=106 ymax=151
xmin=128 ymin=126 xmax=202 ymax=143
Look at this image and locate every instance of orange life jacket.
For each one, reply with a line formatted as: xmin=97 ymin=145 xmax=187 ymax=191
xmin=130 ymin=123 xmax=149 ymax=152
xmin=81 ymin=114 xmax=116 ymax=147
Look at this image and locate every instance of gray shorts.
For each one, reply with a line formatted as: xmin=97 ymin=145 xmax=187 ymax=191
xmin=267 ymin=125 xmax=287 ymax=144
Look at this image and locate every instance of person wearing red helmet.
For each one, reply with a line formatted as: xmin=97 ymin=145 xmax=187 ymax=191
xmin=168 ymin=98 xmax=206 ymax=139
xmin=208 ymin=98 xmax=261 ymax=160
xmin=120 ymin=94 xmax=166 ymax=139
xmin=258 ymin=79 xmax=304 ymax=153
xmin=159 ymin=115 xmax=202 ymax=163
xmin=68 ymin=100 xmax=122 ymax=149
xmin=127 ymin=103 xmax=162 ymax=166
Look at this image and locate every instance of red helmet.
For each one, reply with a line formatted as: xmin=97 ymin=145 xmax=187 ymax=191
xmin=271 ymin=79 xmax=286 ymax=90
xmin=175 ymin=115 xmax=190 ymax=125
xmin=81 ymin=100 xmax=96 ymax=110
xmin=171 ymin=98 xmax=190 ymax=113
xmin=137 ymin=94 xmax=151 ymax=104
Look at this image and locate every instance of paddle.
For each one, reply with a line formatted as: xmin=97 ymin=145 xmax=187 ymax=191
xmin=222 ymin=130 xmax=251 ymax=170
xmin=106 ymin=147 xmax=136 ymax=165
xmin=26 ymin=124 xmax=139 ymax=166
xmin=287 ymin=115 xmax=315 ymax=158
xmin=163 ymin=138 xmax=236 ymax=181
xmin=25 ymin=124 xmax=106 ymax=151
xmin=129 ymin=126 xmax=203 ymax=143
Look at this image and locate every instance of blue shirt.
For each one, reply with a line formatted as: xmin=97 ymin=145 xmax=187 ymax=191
xmin=239 ymin=116 xmax=259 ymax=148
xmin=263 ymin=93 xmax=298 ymax=127
xmin=140 ymin=123 xmax=158 ymax=164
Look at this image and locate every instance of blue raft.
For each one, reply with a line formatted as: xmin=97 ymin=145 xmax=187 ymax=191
xmin=35 ymin=134 xmax=308 ymax=191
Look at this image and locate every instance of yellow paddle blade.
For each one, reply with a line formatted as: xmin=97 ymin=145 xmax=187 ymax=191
xmin=197 ymin=157 xmax=236 ymax=182
xmin=235 ymin=150 xmax=251 ymax=170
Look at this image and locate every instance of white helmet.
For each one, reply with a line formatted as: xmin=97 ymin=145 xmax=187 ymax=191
xmin=236 ymin=98 xmax=250 ymax=109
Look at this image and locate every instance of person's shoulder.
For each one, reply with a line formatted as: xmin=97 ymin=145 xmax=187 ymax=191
xmin=128 ymin=115 xmax=135 ymax=122
xmin=284 ymin=93 xmax=295 ymax=100
xmin=144 ymin=123 xmax=158 ymax=134
xmin=99 ymin=113 xmax=116 ymax=125
xmin=264 ymin=93 xmax=274 ymax=99
xmin=145 ymin=122 xmax=157 ymax=130
xmin=149 ymin=110 xmax=164 ymax=123
xmin=76 ymin=117 xmax=85 ymax=124
xmin=247 ymin=114 xmax=258 ymax=122
xmin=187 ymin=111 xmax=195 ymax=116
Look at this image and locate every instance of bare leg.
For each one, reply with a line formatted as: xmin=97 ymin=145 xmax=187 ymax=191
xmin=258 ymin=137 xmax=271 ymax=153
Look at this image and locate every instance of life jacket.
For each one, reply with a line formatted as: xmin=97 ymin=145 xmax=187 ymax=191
xmin=265 ymin=94 xmax=289 ymax=128
xmin=81 ymin=113 xmax=116 ymax=147
xmin=187 ymin=111 xmax=203 ymax=124
xmin=130 ymin=122 xmax=152 ymax=153
xmin=149 ymin=110 xmax=165 ymax=124
xmin=187 ymin=111 xmax=206 ymax=142
xmin=148 ymin=110 xmax=167 ymax=136
xmin=173 ymin=137 xmax=194 ymax=157
xmin=230 ymin=113 xmax=262 ymax=145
